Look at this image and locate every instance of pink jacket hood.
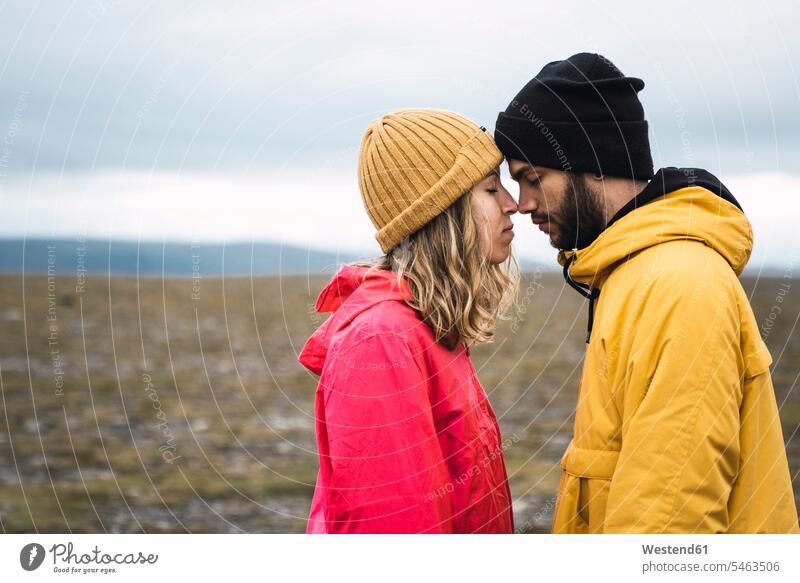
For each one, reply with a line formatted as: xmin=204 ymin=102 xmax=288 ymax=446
xmin=299 ymin=265 xmax=413 ymax=375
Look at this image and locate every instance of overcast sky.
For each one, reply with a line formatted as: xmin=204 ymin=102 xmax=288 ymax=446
xmin=1 ymin=0 xmax=798 ymax=268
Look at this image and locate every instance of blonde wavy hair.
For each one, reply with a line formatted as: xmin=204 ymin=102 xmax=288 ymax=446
xmin=357 ymin=190 xmax=520 ymax=350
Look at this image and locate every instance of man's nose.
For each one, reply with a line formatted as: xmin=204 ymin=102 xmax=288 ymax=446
xmin=517 ymin=190 xmax=539 ymax=215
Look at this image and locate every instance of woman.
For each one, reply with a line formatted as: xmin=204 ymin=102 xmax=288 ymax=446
xmin=299 ymin=109 xmax=519 ymax=533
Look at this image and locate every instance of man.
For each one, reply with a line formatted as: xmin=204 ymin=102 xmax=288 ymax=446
xmin=495 ymin=52 xmax=799 ymax=533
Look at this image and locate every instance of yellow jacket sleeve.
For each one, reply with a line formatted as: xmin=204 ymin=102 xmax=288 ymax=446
xmin=603 ymin=270 xmax=743 ymax=533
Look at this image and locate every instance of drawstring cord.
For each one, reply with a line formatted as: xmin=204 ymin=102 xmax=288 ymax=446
xmin=563 ymin=254 xmax=601 ymax=343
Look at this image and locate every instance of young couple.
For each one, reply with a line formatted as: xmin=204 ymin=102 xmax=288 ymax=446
xmin=298 ymin=53 xmax=800 ymax=534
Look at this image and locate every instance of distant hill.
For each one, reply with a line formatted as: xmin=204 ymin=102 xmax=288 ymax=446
xmin=0 ymin=238 xmax=359 ymax=276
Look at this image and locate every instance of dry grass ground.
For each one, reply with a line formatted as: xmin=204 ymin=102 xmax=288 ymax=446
xmin=1 ymin=271 xmax=798 ymax=533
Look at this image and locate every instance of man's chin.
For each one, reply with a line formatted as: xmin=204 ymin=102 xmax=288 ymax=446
xmin=550 ymin=235 xmax=575 ymax=252
xmin=544 ymin=226 xmax=562 ymax=250
xmin=534 ymin=220 xmax=569 ymax=250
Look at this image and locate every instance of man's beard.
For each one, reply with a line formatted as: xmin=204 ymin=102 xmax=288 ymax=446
xmin=549 ymin=173 xmax=607 ymax=251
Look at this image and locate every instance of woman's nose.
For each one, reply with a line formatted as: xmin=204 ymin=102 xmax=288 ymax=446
xmin=499 ymin=184 xmax=518 ymax=215
xmin=505 ymin=196 xmax=519 ymax=215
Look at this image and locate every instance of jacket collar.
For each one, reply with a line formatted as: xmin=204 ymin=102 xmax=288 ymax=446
xmin=607 ymin=166 xmax=742 ymax=229
xmin=558 ymin=167 xmax=752 ymax=342
xmin=559 ymin=167 xmax=752 ymax=285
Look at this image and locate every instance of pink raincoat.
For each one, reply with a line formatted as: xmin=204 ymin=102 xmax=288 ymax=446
xmin=299 ymin=265 xmax=514 ymax=533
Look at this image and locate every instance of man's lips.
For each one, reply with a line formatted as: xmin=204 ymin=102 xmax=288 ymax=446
xmin=531 ymin=216 xmax=550 ymax=232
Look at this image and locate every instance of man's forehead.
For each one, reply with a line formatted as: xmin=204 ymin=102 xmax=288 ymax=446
xmin=508 ymin=160 xmax=550 ymax=178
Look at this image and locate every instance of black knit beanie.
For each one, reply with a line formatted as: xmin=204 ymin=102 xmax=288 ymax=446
xmin=495 ymin=53 xmax=654 ymax=180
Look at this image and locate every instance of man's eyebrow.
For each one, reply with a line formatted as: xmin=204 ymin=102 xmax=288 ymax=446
xmin=510 ymin=165 xmax=531 ymax=181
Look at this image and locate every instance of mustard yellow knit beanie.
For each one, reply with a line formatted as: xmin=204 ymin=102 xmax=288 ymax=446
xmin=358 ymin=108 xmax=503 ymax=253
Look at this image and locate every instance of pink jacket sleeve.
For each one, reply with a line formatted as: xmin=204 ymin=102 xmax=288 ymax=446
xmin=318 ymin=332 xmax=454 ymax=533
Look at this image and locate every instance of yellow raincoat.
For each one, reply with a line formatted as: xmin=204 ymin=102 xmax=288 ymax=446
xmin=552 ymin=168 xmax=799 ymax=533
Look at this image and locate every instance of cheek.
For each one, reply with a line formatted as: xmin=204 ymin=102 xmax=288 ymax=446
xmin=490 ymin=196 xmax=506 ymax=222
xmin=541 ymin=180 xmax=565 ymax=206
xmin=472 ymin=196 xmax=499 ymax=227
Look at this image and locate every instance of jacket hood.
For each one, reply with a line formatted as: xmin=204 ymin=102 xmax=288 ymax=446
xmin=298 ymin=265 xmax=413 ymax=375
xmin=558 ymin=167 xmax=753 ymax=285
